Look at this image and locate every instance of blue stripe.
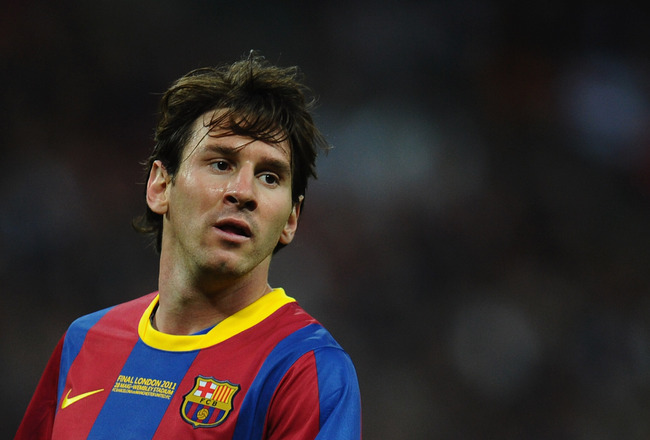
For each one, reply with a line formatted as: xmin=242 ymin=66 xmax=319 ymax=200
xmin=314 ymin=348 xmax=361 ymax=438
xmin=88 ymin=339 xmax=199 ymax=439
xmin=232 ymin=323 xmax=341 ymax=440
xmin=57 ymin=306 xmax=115 ymax=406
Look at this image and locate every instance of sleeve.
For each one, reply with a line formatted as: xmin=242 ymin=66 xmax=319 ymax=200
xmin=264 ymin=348 xmax=362 ymax=440
xmin=14 ymin=335 xmax=65 ymax=440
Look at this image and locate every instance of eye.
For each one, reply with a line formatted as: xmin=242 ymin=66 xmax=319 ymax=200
xmin=211 ymin=160 xmax=230 ymax=172
xmin=260 ymin=173 xmax=279 ymax=186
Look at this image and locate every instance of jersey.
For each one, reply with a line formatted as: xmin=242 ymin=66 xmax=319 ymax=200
xmin=15 ymin=288 xmax=361 ymax=439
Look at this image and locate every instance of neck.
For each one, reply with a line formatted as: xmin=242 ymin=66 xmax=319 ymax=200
xmin=153 ymin=259 xmax=273 ymax=335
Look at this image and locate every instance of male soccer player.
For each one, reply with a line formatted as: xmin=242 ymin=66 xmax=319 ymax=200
xmin=16 ymin=53 xmax=361 ymax=439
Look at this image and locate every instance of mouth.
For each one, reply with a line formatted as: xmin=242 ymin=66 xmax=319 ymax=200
xmin=214 ymin=219 xmax=252 ymax=238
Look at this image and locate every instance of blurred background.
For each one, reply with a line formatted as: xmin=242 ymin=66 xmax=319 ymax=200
xmin=2 ymin=1 xmax=650 ymax=438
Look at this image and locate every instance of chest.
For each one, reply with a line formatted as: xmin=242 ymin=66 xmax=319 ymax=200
xmin=52 ymin=331 xmax=281 ymax=439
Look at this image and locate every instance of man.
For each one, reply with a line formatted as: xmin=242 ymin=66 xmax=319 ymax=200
xmin=16 ymin=53 xmax=361 ymax=439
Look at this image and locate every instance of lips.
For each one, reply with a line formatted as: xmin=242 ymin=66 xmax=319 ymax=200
xmin=214 ymin=218 xmax=252 ymax=238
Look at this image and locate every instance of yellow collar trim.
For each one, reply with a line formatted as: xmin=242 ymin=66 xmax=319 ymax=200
xmin=138 ymin=288 xmax=295 ymax=351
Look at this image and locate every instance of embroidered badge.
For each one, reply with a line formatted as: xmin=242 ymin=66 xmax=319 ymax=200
xmin=180 ymin=376 xmax=240 ymax=428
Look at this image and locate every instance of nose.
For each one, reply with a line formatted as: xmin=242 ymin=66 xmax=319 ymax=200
xmin=223 ymin=168 xmax=257 ymax=210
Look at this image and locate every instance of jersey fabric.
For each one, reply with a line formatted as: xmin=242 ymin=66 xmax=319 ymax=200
xmin=16 ymin=288 xmax=361 ymax=439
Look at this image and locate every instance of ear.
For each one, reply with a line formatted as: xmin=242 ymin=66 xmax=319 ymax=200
xmin=279 ymin=196 xmax=303 ymax=245
xmin=146 ymin=160 xmax=170 ymax=215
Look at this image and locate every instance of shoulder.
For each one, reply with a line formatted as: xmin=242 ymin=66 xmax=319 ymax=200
xmin=65 ymin=293 xmax=157 ymax=345
xmin=266 ymin=301 xmax=342 ymax=356
xmin=285 ymin=323 xmax=358 ymax=387
xmin=278 ymin=321 xmax=345 ymax=354
xmin=255 ymin=322 xmax=361 ymax=439
xmin=265 ymin=301 xmax=354 ymax=368
xmin=258 ymin=321 xmax=358 ymax=390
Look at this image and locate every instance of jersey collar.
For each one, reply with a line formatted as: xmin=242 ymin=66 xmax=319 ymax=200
xmin=138 ymin=288 xmax=295 ymax=351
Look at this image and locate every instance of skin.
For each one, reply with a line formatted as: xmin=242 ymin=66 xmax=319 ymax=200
xmin=145 ymin=111 xmax=302 ymax=335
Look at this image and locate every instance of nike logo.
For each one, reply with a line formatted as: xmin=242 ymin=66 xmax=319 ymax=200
xmin=61 ymin=388 xmax=105 ymax=409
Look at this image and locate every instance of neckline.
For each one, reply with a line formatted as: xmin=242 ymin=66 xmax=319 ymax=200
xmin=138 ymin=288 xmax=295 ymax=351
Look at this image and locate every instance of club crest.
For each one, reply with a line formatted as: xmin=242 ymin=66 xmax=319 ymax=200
xmin=180 ymin=376 xmax=240 ymax=429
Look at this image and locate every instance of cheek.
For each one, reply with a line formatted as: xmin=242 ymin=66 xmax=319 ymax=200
xmin=276 ymin=201 xmax=296 ymax=230
xmin=167 ymin=183 xmax=203 ymax=220
xmin=259 ymin=196 xmax=292 ymax=226
xmin=206 ymin=185 xmax=226 ymax=200
xmin=172 ymin=174 xmax=223 ymax=207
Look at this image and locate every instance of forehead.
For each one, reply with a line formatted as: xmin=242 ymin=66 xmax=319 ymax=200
xmin=184 ymin=110 xmax=291 ymax=160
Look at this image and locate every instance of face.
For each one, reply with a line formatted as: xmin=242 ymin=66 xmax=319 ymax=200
xmin=146 ymin=111 xmax=300 ymax=282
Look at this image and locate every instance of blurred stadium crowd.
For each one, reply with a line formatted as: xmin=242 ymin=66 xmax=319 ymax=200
xmin=2 ymin=1 xmax=650 ymax=438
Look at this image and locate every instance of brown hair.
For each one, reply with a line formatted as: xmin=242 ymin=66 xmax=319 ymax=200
xmin=133 ymin=52 xmax=328 ymax=252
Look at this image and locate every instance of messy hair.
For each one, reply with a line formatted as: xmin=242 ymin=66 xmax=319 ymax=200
xmin=133 ymin=52 xmax=328 ymax=253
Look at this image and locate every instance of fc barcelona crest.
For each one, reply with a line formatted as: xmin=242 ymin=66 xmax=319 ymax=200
xmin=180 ymin=376 xmax=240 ymax=428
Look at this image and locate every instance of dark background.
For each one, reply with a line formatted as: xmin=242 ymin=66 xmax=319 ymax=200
xmin=3 ymin=1 xmax=650 ymax=438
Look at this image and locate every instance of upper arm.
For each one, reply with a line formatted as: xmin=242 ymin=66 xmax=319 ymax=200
xmin=15 ymin=335 xmax=65 ymax=440
xmin=265 ymin=348 xmax=361 ymax=440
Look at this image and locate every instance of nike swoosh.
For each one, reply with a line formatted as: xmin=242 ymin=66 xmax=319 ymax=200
xmin=61 ymin=388 xmax=105 ymax=409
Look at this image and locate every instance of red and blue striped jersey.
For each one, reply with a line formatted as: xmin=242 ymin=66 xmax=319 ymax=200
xmin=16 ymin=289 xmax=362 ymax=439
